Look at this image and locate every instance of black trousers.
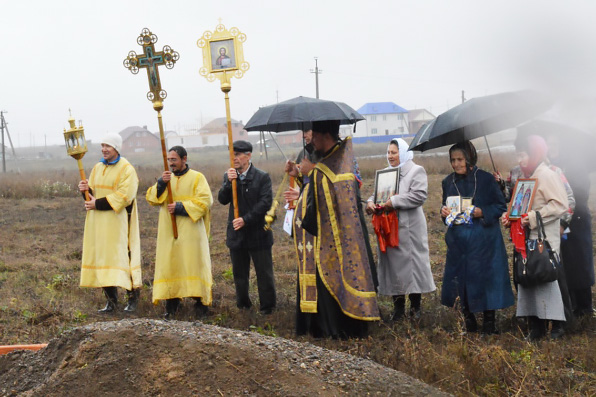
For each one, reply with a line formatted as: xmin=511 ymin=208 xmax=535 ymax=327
xmin=295 ymin=269 xmax=368 ymax=339
xmin=229 ymin=248 xmax=276 ymax=311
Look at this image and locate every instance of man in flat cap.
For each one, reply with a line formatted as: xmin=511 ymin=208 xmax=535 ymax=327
xmin=78 ymin=133 xmax=142 ymax=313
xmin=218 ymin=140 xmax=276 ymax=314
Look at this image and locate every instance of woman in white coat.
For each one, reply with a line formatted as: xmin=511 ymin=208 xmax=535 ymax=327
xmin=367 ymin=138 xmax=436 ymax=320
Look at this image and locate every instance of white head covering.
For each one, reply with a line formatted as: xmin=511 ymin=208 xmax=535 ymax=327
xmin=101 ymin=133 xmax=122 ymax=153
xmin=387 ymin=138 xmax=413 ymax=168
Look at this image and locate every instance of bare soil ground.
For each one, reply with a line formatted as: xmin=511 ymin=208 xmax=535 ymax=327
xmin=0 ymin=319 xmax=449 ymax=396
xmin=0 ymin=152 xmax=595 ymax=395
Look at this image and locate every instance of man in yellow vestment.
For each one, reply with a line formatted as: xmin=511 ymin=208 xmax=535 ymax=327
xmin=78 ymin=133 xmax=142 ymax=313
xmin=146 ymin=146 xmax=213 ymax=319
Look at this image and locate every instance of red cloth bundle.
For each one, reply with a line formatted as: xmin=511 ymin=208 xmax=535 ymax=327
xmin=509 ymin=214 xmax=527 ymax=259
xmin=372 ymin=211 xmax=399 ymax=253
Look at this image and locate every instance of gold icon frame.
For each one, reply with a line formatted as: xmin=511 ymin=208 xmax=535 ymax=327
xmin=197 ymin=23 xmax=250 ymax=84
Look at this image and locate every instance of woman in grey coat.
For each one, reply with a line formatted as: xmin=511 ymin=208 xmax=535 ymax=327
xmin=367 ymin=138 xmax=436 ymax=320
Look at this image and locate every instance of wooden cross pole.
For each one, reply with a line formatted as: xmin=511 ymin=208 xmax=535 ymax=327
xmin=124 ymin=28 xmax=180 ymax=238
xmin=221 ymin=78 xmax=239 ymax=219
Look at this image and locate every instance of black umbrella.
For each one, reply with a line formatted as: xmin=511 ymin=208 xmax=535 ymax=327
xmin=517 ymin=117 xmax=596 ymax=171
xmin=517 ymin=117 xmax=594 ymax=143
xmin=410 ymin=90 xmax=553 ymax=152
xmin=244 ymin=96 xmax=364 ymax=132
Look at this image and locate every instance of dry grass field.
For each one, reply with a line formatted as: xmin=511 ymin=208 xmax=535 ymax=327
xmin=0 ymin=142 xmax=595 ymax=396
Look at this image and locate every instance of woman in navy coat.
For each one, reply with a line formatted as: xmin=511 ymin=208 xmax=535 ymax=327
xmin=440 ymin=141 xmax=514 ymax=333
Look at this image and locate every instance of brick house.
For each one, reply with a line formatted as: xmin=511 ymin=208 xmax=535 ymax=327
xmin=119 ymin=126 xmax=161 ymax=153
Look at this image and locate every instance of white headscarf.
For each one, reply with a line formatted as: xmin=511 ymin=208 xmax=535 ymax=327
xmin=387 ymin=138 xmax=413 ymax=168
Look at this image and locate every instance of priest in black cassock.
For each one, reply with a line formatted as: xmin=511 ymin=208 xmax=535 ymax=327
xmin=291 ymin=120 xmax=380 ymax=339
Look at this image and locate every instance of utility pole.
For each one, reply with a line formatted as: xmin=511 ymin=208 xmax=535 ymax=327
xmin=310 ymin=57 xmax=322 ymax=99
xmin=1 ymin=111 xmax=5 ymax=173
xmin=0 ymin=111 xmax=15 ymax=173
xmin=461 ymin=90 xmax=466 ymax=104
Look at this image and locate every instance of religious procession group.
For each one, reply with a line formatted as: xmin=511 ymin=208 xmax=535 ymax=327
xmin=77 ymin=120 xmax=594 ymax=341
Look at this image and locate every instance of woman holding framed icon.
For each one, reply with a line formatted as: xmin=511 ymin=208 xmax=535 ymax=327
xmin=440 ymin=141 xmax=514 ymax=334
xmin=502 ymin=134 xmax=569 ymax=341
xmin=366 ymin=138 xmax=435 ymax=321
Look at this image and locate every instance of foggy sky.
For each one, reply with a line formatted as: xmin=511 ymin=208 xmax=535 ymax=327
xmin=1 ymin=0 xmax=596 ymax=147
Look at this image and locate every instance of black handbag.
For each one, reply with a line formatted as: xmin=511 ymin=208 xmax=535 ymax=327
xmin=513 ymin=212 xmax=560 ymax=287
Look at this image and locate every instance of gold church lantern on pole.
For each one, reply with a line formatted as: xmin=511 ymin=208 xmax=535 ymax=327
xmin=197 ymin=21 xmax=250 ymax=218
xmin=123 ymin=28 xmax=179 ymax=238
xmin=63 ymin=110 xmax=90 ymax=201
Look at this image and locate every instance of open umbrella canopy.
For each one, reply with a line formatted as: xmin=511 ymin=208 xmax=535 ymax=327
xmin=244 ymin=96 xmax=364 ymax=132
xmin=517 ymin=116 xmax=596 ymax=171
xmin=517 ymin=118 xmax=592 ymax=142
xmin=410 ymin=90 xmax=553 ymax=151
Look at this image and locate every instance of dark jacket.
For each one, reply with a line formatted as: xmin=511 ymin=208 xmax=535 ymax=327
xmin=217 ymin=164 xmax=274 ymax=250
xmin=440 ymin=167 xmax=514 ymax=312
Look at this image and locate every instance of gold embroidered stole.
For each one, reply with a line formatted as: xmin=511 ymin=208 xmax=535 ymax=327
xmin=294 ymin=137 xmax=380 ymax=321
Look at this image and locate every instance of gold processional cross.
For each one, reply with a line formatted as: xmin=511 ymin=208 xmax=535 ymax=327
xmin=123 ymin=28 xmax=180 ymax=238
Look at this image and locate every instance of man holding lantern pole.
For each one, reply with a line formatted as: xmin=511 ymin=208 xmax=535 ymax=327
xmin=78 ymin=133 xmax=142 ymax=313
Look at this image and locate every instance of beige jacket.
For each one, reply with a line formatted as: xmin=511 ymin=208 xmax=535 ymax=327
xmin=527 ymin=162 xmax=569 ymax=251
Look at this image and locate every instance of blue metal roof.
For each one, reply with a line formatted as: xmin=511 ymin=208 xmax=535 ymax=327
xmin=357 ymin=102 xmax=408 ymax=115
xmin=351 ymin=134 xmax=415 ymax=144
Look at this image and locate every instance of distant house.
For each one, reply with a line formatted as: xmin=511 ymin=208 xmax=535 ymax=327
xmin=352 ymin=102 xmax=410 ymax=144
xmin=408 ymin=109 xmax=436 ymax=136
xmin=119 ymin=125 xmax=161 ymax=153
xmin=264 ymin=130 xmax=302 ymax=145
xmin=166 ymin=131 xmax=206 ymax=149
xmin=245 ymin=130 xmax=304 ymax=156
xmin=167 ymin=117 xmax=247 ymax=148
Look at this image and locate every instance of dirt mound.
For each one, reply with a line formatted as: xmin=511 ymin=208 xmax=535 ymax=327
xmin=0 ymin=319 xmax=448 ymax=396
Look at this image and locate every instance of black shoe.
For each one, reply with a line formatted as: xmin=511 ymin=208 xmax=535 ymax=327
xmin=164 ymin=312 xmax=175 ymax=321
xmin=482 ymin=321 xmax=499 ymax=335
xmin=464 ymin=311 xmax=478 ymax=333
xmin=389 ymin=307 xmax=405 ymax=322
xmin=194 ymin=299 xmax=209 ymax=317
xmin=98 ymin=300 xmax=116 ymax=313
xmin=124 ymin=289 xmax=139 ymax=313
xmin=550 ymin=321 xmax=566 ymax=340
xmin=389 ymin=295 xmax=406 ymax=322
xmin=526 ymin=317 xmax=546 ymax=342
xmin=98 ymin=287 xmax=118 ymax=313
xmin=259 ymin=308 xmax=274 ymax=315
xmin=526 ymin=328 xmax=545 ymax=342
xmin=164 ymin=298 xmax=181 ymax=320
xmin=482 ymin=311 xmax=499 ymax=335
xmin=409 ymin=307 xmax=422 ymax=320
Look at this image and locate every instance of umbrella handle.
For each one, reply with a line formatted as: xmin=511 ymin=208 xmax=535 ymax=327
xmin=483 ymin=136 xmax=497 ymax=172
